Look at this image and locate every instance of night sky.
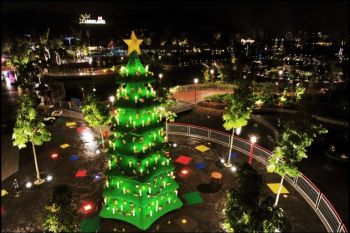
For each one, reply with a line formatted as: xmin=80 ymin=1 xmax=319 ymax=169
xmin=1 ymin=1 xmax=349 ymax=37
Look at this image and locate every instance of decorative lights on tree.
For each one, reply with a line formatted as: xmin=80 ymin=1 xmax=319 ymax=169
xmin=100 ymin=31 xmax=182 ymax=230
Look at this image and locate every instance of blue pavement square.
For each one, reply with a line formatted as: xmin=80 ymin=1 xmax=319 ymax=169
xmin=195 ymin=162 xmax=206 ymax=170
xmin=230 ymin=152 xmax=238 ymax=158
xmin=69 ymin=155 xmax=79 ymax=161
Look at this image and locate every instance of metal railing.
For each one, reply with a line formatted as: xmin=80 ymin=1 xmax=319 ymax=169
xmin=167 ymin=122 xmax=348 ymax=233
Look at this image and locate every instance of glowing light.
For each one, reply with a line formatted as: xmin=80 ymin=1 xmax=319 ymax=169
xmin=109 ymin=96 xmax=115 ymax=103
xmin=84 ymin=204 xmax=92 ymax=211
xmin=79 ymin=14 xmax=106 ymax=24
xmin=46 ymin=175 xmax=53 ymax=182
xmin=194 ymin=78 xmax=199 ymax=84
xmin=231 ymin=166 xmax=237 ymax=172
xmin=173 ymin=143 xmax=177 ymax=147
xmin=250 ymin=136 xmax=257 ymax=144
xmin=181 ymin=218 xmax=187 ymax=224
xmin=51 ymin=153 xmax=58 ymax=159
xmin=181 ymin=169 xmax=188 ymax=174
xmin=95 ymin=149 xmax=101 ymax=154
xmin=220 ymin=159 xmax=225 ymax=163
xmin=81 ymin=129 xmax=94 ymax=142
xmin=81 ymin=201 xmax=95 ymax=214
xmin=25 ymin=182 xmax=32 ymax=188
xmin=236 ymin=127 xmax=242 ymax=135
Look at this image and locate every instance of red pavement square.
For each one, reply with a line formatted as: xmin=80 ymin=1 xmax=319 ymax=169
xmin=175 ymin=155 xmax=192 ymax=165
xmin=77 ymin=127 xmax=86 ymax=133
xmin=75 ymin=169 xmax=88 ymax=177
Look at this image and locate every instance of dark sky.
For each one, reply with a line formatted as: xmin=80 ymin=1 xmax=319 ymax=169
xmin=1 ymin=1 xmax=349 ymax=36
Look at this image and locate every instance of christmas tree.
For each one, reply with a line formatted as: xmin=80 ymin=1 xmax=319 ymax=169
xmin=100 ymin=31 xmax=182 ymax=230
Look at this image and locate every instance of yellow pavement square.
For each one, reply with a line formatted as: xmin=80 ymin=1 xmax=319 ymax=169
xmin=60 ymin=143 xmax=70 ymax=149
xmin=267 ymin=183 xmax=289 ymax=194
xmin=195 ymin=145 xmax=210 ymax=152
xmin=2 ymin=189 xmax=8 ymax=197
xmin=66 ymin=122 xmax=77 ymax=127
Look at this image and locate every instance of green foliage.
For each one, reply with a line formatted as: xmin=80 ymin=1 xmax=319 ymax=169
xmin=223 ymin=80 xmax=254 ymax=131
xmin=204 ymin=93 xmax=231 ymax=102
xmin=223 ymin=163 xmax=290 ymax=232
xmin=81 ymin=93 xmax=110 ymax=127
xmin=155 ymin=87 xmax=177 ymax=122
xmin=201 ymin=66 xmax=211 ymax=82
xmin=12 ymin=90 xmax=51 ymax=149
xmin=253 ymin=82 xmax=278 ymax=106
xmin=42 ymin=185 xmax=78 ymax=233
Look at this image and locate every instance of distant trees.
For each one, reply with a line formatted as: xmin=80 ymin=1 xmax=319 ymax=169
xmin=223 ymin=162 xmax=290 ymax=232
xmin=12 ymin=90 xmax=51 ymax=184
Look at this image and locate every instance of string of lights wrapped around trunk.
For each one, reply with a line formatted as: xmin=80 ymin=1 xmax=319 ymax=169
xmin=99 ymin=31 xmax=183 ymax=230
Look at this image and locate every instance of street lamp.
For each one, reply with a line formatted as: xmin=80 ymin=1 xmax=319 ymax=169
xmin=248 ymin=135 xmax=258 ymax=164
xmin=194 ymin=78 xmax=199 ymax=104
xmin=224 ymin=127 xmax=241 ymax=167
xmin=210 ymin=69 xmax=214 ymax=81
xmin=109 ymin=95 xmax=115 ymax=111
xmin=159 ymin=73 xmax=163 ymax=83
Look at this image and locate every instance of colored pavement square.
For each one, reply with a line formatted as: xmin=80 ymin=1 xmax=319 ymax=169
xmin=195 ymin=162 xmax=206 ymax=170
xmin=195 ymin=145 xmax=210 ymax=152
xmin=75 ymin=169 xmax=88 ymax=177
xmin=175 ymin=155 xmax=192 ymax=165
xmin=182 ymin=191 xmax=203 ymax=205
xmin=56 ymin=118 xmax=65 ymax=125
xmin=60 ymin=143 xmax=70 ymax=149
xmin=77 ymin=126 xmax=86 ymax=133
xmin=66 ymin=122 xmax=77 ymax=127
xmin=80 ymin=216 xmax=100 ymax=232
xmin=69 ymin=155 xmax=79 ymax=161
xmin=2 ymin=189 xmax=8 ymax=197
xmin=267 ymin=183 xmax=289 ymax=194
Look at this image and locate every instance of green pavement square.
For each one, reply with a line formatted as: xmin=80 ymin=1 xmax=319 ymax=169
xmin=56 ymin=118 xmax=65 ymax=125
xmin=80 ymin=216 xmax=100 ymax=232
xmin=182 ymin=191 xmax=203 ymax=205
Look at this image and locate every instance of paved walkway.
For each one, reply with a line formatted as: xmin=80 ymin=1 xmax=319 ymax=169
xmin=1 ymin=116 xmax=325 ymax=232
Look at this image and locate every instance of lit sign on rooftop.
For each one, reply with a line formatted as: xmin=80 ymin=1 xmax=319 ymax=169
xmin=79 ymin=14 xmax=106 ymax=24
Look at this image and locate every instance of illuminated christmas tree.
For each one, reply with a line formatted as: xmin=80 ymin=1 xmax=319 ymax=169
xmin=100 ymin=31 xmax=182 ymax=230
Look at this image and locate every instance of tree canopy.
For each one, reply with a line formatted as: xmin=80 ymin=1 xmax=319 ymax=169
xmin=223 ymin=80 xmax=254 ymax=131
xmin=81 ymin=93 xmax=110 ymax=127
xmin=223 ymin=162 xmax=290 ymax=233
xmin=12 ymin=90 xmax=51 ymax=148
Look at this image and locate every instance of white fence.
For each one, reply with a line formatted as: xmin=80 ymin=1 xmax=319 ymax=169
xmin=167 ymin=123 xmax=348 ymax=233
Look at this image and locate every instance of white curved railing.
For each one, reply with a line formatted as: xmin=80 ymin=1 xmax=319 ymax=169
xmin=167 ymin=123 xmax=348 ymax=233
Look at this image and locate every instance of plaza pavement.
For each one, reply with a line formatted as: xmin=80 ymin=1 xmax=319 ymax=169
xmin=1 ymin=114 xmax=326 ymax=232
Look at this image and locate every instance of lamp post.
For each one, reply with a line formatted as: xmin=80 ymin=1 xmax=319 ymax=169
xmin=224 ymin=127 xmax=241 ymax=167
xmin=194 ymin=78 xmax=199 ymax=104
xmin=159 ymin=73 xmax=163 ymax=84
xmin=210 ymin=69 xmax=214 ymax=82
xmin=109 ymin=95 xmax=115 ymax=112
xmin=248 ymin=135 xmax=257 ymax=164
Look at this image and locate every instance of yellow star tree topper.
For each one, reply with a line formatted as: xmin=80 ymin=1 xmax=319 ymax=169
xmin=123 ymin=31 xmax=143 ymax=55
